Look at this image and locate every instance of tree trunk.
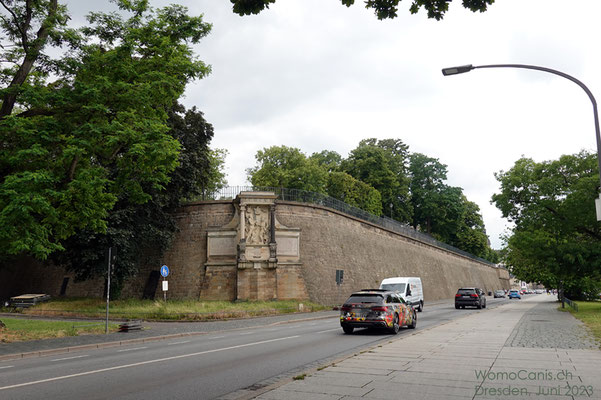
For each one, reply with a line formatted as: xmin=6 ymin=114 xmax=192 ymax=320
xmin=0 ymin=0 xmax=58 ymax=118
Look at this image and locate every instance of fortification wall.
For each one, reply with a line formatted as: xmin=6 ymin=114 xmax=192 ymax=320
xmin=0 ymin=198 xmax=508 ymax=305
xmin=275 ymin=202 xmax=507 ymax=305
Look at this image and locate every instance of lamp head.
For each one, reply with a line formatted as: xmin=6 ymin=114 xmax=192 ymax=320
xmin=442 ymin=64 xmax=474 ymax=76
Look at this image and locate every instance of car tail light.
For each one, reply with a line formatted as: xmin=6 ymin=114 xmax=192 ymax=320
xmin=341 ymin=305 xmax=351 ymax=312
xmin=455 ymin=294 xmax=461 ymax=297
xmin=371 ymin=306 xmax=388 ymax=312
xmin=470 ymin=294 xmax=479 ymax=298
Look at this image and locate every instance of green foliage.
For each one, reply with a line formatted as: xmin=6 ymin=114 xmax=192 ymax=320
xmin=0 ymin=1 xmax=212 ymax=261
xmin=493 ymin=151 xmax=601 ymax=291
xmin=247 ymin=145 xmax=328 ymax=193
xmin=342 ymin=138 xmax=412 ymax=222
xmin=309 ymin=150 xmax=342 ymax=173
xmin=230 ymin=0 xmax=495 ymax=20
xmin=327 ymin=171 xmax=382 ymax=215
xmin=51 ymin=104 xmax=221 ymax=294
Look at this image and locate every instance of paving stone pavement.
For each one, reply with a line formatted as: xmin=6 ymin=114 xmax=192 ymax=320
xmin=505 ymin=298 xmax=599 ymax=349
xmin=249 ymin=296 xmax=601 ymax=400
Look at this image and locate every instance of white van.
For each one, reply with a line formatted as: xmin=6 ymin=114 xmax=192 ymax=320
xmin=379 ymin=277 xmax=424 ymax=312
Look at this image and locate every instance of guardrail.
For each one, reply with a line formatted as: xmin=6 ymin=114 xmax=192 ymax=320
xmin=563 ymin=297 xmax=579 ymax=312
xmin=198 ymin=185 xmax=497 ymax=266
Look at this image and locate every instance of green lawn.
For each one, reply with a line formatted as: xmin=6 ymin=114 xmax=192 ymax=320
xmin=0 ymin=318 xmax=118 ymax=343
xmin=4 ymin=298 xmax=328 ymax=321
xmin=564 ymin=301 xmax=601 ymax=348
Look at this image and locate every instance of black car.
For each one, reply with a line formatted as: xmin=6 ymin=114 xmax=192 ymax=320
xmin=340 ymin=289 xmax=417 ymax=334
xmin=455 ymin=287 xmax=487 ymax=309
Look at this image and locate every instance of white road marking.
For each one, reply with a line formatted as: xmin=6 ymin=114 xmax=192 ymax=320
xmin=0 ymin=335 xmax=300 ymax=391
xmin=0 ymin=366 xmax=14 ymax=370
xmin=51 ymin=355 xmax=89 ymax=362
xmin=167 ymin=341 xmax=191 ymax=346
xmin=239 ymin=332 xmax=254 ymax=335
xmin=116 ymin=347 xmax=147 ymax=353
xmin=316 ymin=328 xmax=340 ymax=334
xmin=208 ymin=336 xmax=225 ymax=339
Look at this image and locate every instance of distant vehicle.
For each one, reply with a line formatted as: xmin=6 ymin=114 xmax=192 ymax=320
xmin=508 ymin=289 xmax=521 ymax=299
xmin=455 ymin=288 xmax=487 ymax=309
xmin=379 ymin=277 xmax=424 ymax=312
xmin=340 ymin=289 xmax=417 ymax=334
xmin=494 ymin=290 xmax=505 ymax=298
xmin=535 ymin=289 xmax=544 ymax=294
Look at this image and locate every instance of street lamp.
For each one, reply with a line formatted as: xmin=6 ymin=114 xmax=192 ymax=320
xmin=442 ymin=63 xmax=601 ymax=221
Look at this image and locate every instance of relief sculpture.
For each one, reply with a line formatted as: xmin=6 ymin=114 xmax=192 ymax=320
xmin=245 ymin=206 xmax=268 ymax=245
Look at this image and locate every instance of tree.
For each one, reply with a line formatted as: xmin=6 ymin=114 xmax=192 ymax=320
xmin=230 ymin=0 xmax=495 ymax=21
xmin=0 ymin=1 xmax=212 ymax=260
xmin=342 ymin=139 xmax=412 ymax=222
xmin=247 ymin=145 xmax=328 ymax=193
xmin=51 ymin=104 xmax=224 ymax=295
xmin=492 ymin=151 xmax=601 ymax=298
xmin=327 ymin=171 xmax=382 ymax=215
xmin=309 ymin=150 xmax=342 ymax=173
xmin=409 ymin=153 xmax=448 ymax=232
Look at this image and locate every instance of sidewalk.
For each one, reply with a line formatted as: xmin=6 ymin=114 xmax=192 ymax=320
xmin=250 ymin=296 xmax=601 ymax=400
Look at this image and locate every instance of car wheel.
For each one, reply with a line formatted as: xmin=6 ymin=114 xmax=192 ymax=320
xmin=342 ymin=326 xmax=354 ymax=334
xmin=477 ymin=303 xmax=482 ymax=309
xmin=455 ymin=304 xmax=459 ymax=309
xmin=483 ymin=301 xmax=486 ymax=308
xmin=390 ymin=314 xmax=400 ymax=334
xmin=408 ymin=311 xmax=417 ymax=329
xmin=418 ymin=301 xmax=423 ymax=312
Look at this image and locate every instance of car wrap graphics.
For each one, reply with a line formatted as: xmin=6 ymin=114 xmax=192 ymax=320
xmin=340 ymin=291 xmax=415 ymax=332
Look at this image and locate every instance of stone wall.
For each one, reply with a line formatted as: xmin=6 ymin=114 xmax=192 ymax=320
xmin=0 ymin=256 xmax=104 ymax=300
xmin=275 ymin=202 xmax=508 ymax=305
xmin=120 ymin=201 xmax=236 ymax=300
xmin=0 ymin=195 xmax=508 ymax=305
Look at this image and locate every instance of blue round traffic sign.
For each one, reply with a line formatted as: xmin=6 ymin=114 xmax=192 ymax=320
xmin=160 ymin=265 xmax=169 ymax=278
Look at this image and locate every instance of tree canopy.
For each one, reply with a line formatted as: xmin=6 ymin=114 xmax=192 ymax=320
xmin=247 ymin=145 xmax=382 ymax=215
xmin=51 ymin=104 xmax=225 ymax=294
xmin=247 ymin=139 xmax=497 ymax=262
xmin=230 ymin=0 xmax=496 ymax=20
xmin=342 ymin=138 xmax=412 ymax=222
xmin=1 ymin=1 xmax=213 ymax=265
xmin=492 ymin=151 xmax=601 ymax=298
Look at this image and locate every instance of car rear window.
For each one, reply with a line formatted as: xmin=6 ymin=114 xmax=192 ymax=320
xmin=380 ymin=283 xmax=406 ymax=293
xmin=344 ymin=294 xmax=384 ymax=304
xmin=457 ymin=289 xmax=475 ymax=295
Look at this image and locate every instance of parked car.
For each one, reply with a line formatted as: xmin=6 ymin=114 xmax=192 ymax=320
xmin=508 ymin=289 xmax=521 ymax=299
xmin=455 ymin=288 xmax=487 ymax=309
xmin=340 ymin=289 xmax=417 ymax=334
xmin=493 ymin=290 xmax=505 ymax=298
xmin=379 ymin=277 xmax=424 ymax=312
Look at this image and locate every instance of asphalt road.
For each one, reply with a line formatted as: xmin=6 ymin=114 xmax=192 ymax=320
xmin=0 ymin=296 xmax=512 ymax=400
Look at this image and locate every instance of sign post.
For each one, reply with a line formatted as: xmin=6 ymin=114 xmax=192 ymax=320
xmin=160 ymin=265 xmax=169 ymax=302
xmin=105 ymin=247 xmax=116 ymax=334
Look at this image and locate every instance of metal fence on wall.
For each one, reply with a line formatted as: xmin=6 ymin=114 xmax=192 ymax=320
xmin=200 ymin=185 xmax=497 ymax=267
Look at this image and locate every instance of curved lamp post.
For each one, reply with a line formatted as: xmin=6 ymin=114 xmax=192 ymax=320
xmin=442 ymin=63 xmax=601 ymax=221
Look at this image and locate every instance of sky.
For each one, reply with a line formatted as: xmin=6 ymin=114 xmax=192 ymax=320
xmin=68 ymin=0 xmax=601 ymax=249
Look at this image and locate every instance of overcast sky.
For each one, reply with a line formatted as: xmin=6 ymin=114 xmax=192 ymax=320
xmin=69 ymin=0 xmax=601 ymax=249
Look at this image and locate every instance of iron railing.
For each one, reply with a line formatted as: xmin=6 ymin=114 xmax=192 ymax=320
xmin=562 ymin=297 xmax=579 ymax=312
xmin=199 ymin=185 xmax=497 ymax=266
